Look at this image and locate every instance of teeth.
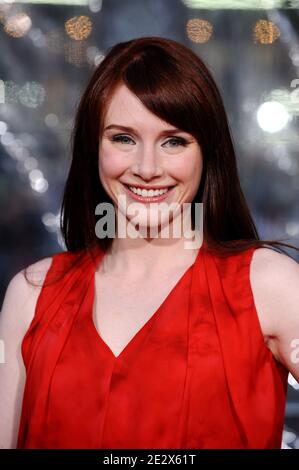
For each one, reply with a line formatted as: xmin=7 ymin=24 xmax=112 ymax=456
xmin=129 ymin=186 xmax=169 ymax=197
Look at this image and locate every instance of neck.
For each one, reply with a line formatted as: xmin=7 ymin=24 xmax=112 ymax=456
xmin=100 ymin=229 xmax=203 ymax=277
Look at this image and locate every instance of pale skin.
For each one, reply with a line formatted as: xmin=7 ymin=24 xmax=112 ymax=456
xmin=0 ymin=84 xmax=299 ymax=448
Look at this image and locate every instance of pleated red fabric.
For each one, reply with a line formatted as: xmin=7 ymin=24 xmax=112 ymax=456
xmin=17 ymin=241 xmax=288 ymax=449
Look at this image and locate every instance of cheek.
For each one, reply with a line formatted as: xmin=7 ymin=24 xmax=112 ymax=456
xmin=98 ymin=144 xmax=127 ymax=178
xmin=170 ymin=152 xmax=203 ymax=183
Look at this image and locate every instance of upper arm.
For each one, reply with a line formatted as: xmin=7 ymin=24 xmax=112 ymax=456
xmin=0 ymin=257 xmax=52 ymax=449
xmin=250 ymin=247 xmax=299 ymax=382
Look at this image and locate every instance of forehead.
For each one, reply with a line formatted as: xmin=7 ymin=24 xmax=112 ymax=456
xmin=104 ymin=84 xmax=172 ymax=132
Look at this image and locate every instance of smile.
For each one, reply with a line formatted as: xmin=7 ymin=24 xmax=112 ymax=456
xmin=129 ymin=186 xmax=169 ymax=197
xmin=123 ymin=184 xmax=176 ymax=202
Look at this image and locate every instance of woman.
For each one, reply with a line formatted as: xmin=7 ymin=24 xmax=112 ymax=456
xmin=0 ymin=36 xmax=299 ymax=449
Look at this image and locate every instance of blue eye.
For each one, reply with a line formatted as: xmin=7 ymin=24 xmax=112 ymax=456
xmin=111 ymin=135 xmax=135 ymax=145
xmin=163 ymin=137 xmax=188 ymax=148
xmin=110 ymin=134 xmax=189 ymax=148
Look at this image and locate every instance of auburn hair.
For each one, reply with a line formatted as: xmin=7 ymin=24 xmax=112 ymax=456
xmin=25 ymin=36 xmax=298 ymax=286
xmin=60 ymin=35 xmax=298 ymax=259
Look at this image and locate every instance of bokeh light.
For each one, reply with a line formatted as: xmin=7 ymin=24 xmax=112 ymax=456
xmin=86 ymin=46 xmax=105 ymax=66
xmin=24 ymin=156 xmax=38 ymax=171
xmin=28 ymin=27 xmax=46 ymax=48
xmin=88 ymin=0 xmax=102 ymax=13
xmin=65 ymin=15 xmax=92 ymax=41
xmin=0 ymin=4 xmax=13 ymax=24
xmin=18 ymin=82 xmax=46 ymax=108
xmin=3 ymin=80 xmax=19 ymax=103
xmin=42 ymin=212 xmax=60 ymax=233
xmin=4 ymin=13 xmax=32 ymax=38
xmin=253 ymin=20 xmax=280 ymax=45
xmin=0 ymin=131 xmax=14 ymax=146
xmin=186 ymin=18 xmax=213 ymax=44
xmin=64 ymin=40 xmax=88 ymax=66
xmin=257 ymin=101 xmax=290 ymax=133
xmin=0 ymin=121 xmax=8 ymax=135
xmin=29 ymin=169 xmax=49 ymax=193
xmin=44 ymin=113 xmax=59 ymax=128
xmin=30 ymin=177 xmax=49 ymax=193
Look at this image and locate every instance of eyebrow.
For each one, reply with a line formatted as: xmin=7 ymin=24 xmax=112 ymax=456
xmin=103 ymin=124 xmax=185 ymax=136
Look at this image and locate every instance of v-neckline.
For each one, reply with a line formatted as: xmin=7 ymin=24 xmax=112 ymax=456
xmin=88 ymin=244 xmax=203 ymax=361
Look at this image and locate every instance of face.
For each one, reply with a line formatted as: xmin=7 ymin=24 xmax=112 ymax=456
xmin=98 ymin=83 xmax=203 ymax=236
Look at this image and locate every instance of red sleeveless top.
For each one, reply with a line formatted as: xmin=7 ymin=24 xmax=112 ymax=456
xmin=17 ymin=242 xmax=288 ymax=449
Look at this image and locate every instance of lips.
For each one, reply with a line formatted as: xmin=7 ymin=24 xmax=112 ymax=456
xmin=125 ymin=184 xmax=175 ymax=190
xmin=123 ymin=184 xmax=176 ymax=203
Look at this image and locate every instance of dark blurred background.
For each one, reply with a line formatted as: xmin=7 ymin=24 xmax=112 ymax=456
xmin=0 ymin=0 xmax=298 ymax=447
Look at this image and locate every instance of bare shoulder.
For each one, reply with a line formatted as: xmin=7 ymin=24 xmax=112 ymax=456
xmin=250 ymin=247 xmax=299 ymax=303
xmin=250 ymin=248 xmax=299 ymax=289
xmin=249 ymin=247 xmax=299 ymax=376
xmin=0 ymin=256 xmax=53 ymax=333
xmin=250 ymin=246 xmax=299 ymax=272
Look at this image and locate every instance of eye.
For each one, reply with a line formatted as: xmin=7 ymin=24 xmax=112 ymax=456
xmin=110 ymin=134 xmax=135 ymax=145
xmin=162 ymin=137 xmax=189 ymax=148
xmin=109 ymin=134 xmax=190 ymax=148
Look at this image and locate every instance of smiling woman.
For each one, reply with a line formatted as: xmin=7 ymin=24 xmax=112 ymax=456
xmin=0 ymin=36 xmax=299 ymax=450
xmin=98 ymin=83 xmax=203 ymax=234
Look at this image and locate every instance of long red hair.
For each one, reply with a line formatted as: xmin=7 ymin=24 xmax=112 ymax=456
xmin=60 ymin=36 xmax=298 ymax=259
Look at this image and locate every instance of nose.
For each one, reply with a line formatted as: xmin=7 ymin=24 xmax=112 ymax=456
xmin=131 ymin=144 xmax=164 ymax=181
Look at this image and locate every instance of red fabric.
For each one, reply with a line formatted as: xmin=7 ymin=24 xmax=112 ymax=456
xmin=17 ymin=242 xmax=288 ymax=449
